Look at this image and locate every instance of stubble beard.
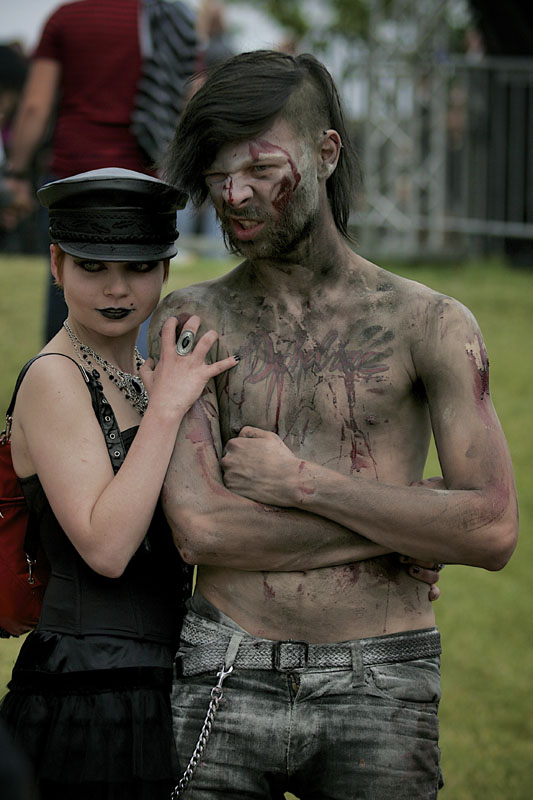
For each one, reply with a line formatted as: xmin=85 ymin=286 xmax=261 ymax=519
xmin=219 ymin=176 xmax=321 ymax=261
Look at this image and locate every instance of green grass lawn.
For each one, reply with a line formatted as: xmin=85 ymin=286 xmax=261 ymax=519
xmin=1 ymin=252 xmax=532 ymax=799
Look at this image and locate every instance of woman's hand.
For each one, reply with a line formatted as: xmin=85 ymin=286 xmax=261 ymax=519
xmin=398 ymin=555 xmax=443 ymax=601
xmin=141 ymin=315 xmax=238 ymax=418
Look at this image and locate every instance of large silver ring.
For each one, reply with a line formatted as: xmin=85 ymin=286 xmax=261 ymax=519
xmin=176 ymin=329 xmax=195 ymax=356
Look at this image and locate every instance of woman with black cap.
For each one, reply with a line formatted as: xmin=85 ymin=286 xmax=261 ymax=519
xmin=0 ymin=167 xmax=239 ymax=799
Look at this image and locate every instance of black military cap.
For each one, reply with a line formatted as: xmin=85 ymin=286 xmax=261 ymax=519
xmin=37 ymin=167 xmax=188 ymax=261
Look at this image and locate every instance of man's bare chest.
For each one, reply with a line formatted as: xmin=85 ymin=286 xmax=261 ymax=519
xmin=216 ymin=319 xmax=425 ymax=472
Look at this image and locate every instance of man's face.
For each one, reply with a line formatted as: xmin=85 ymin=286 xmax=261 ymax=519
xmin=204 ymin=118 xmax=321 ymax=258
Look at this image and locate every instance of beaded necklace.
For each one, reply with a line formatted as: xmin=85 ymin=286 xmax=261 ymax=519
xmin=63 ymin=320 xmax=148 ymax=415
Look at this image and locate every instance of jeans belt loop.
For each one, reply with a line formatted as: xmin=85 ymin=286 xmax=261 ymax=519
xmin=350 ymin=641 xmax=364 ymax=687
xmin=273 ymin=640 xmax=309 ymax=672
xmin=223 ymin=632 xmax=244 ymax=671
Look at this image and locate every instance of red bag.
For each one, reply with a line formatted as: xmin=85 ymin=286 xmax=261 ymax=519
xmin=0 ymin=360 xmax=50 ymax=637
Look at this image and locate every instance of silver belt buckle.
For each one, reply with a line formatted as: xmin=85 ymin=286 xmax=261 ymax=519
xmin=273 ymin=640 xmax=309 ymax=672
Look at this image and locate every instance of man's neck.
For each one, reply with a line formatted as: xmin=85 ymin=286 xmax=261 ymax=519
xmin=245 ymin=226 xmax=356 ymax=298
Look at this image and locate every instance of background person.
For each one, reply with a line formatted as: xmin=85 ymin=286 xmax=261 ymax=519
xmin=0 ymin=167 xmax=238 ymax=800
xmin=2 ymin=0 xmax=198 ymax=343
xmin=0 ymin=42 xmax=35 ymax=253
xmin=148 ymin=50 xmax=518 ymax=798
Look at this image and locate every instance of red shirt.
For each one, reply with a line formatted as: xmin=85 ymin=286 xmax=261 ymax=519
xmin=34 ymin=0 xmax=154 ymax=176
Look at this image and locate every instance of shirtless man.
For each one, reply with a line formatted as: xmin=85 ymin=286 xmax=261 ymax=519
xmin=149 ymin=51 xmax=518 ymax=799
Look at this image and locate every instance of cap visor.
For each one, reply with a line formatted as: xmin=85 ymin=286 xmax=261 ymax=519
xmin=56 ymin=240 xmax=178 ymax=261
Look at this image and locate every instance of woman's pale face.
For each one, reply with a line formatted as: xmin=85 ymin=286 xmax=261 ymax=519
xmin=51 ymin=246 xmax=166 ymax=338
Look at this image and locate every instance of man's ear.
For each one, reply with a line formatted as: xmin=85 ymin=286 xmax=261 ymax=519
xmin=317 ymin=129 xmax=342 ymax=179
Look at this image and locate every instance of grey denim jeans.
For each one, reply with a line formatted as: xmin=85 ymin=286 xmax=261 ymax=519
xmin=171 ymin=593 xmax=443 ymax=799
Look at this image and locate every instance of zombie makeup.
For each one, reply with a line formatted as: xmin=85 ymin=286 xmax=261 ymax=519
xmin=205 ymin=119 xmax=321 ymax=258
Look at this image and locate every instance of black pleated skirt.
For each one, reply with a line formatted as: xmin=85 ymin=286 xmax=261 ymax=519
xmin=1 ymin=631 xmax=181 ymax=800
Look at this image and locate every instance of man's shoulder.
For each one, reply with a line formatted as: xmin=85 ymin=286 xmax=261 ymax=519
xmin=151 ymin=262 xmax=247 ymax=329
xmin=393 ymin=270 xmax=472 ymax=321
xmin=159 ymin=271 xmax=238 ymax=313
xmin=361 ymin=259 xmax=453 ymax=312
xmin=159 ymin=281 xmax=216 ymax=311
xmin=358 ymin=261 xmax=477 ymax=345
xmin=369 ymin=261 xmax=430 ymax=297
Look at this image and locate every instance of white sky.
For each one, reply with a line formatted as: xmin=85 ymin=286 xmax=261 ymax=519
xmin=2 ymin=1 xmax=62 ymax=51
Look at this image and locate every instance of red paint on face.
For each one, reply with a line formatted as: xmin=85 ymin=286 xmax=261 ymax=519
xmin=224 ymin=175 xmax=234 ymax=205
xmin=249 ymin=138 xmax=301 ymax=197
xmin=273 ymin=175 xmax=294 ymax=213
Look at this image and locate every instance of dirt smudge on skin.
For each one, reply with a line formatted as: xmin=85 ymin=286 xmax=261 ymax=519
xmin=263 ymin=574 xmax=276 ymax=599
xmin=253 ymin=504 xmax=284 ymax=513
xmin=466 ymin=333 xmax=490 ymax=400
xmin=174 ymin=312 xmax=194 ymax=335
xmin=342 ymin=370 xmax=379 ymax=479
xmin=332 ymin=563 xmax=362 ymax=588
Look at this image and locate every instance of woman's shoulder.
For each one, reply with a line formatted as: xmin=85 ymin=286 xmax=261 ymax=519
xmin=18 ymin=351 xmax=87 ymax=386
xmin=14 ymin=351 xmax=91 ymax=419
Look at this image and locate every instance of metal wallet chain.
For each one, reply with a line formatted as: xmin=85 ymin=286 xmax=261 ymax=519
xmin=170 ymin=664 xmax=234 ymax=799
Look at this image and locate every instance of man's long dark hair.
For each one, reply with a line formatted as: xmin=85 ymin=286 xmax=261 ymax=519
xmin=162 ymin=50 xmax=361 ymax=241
